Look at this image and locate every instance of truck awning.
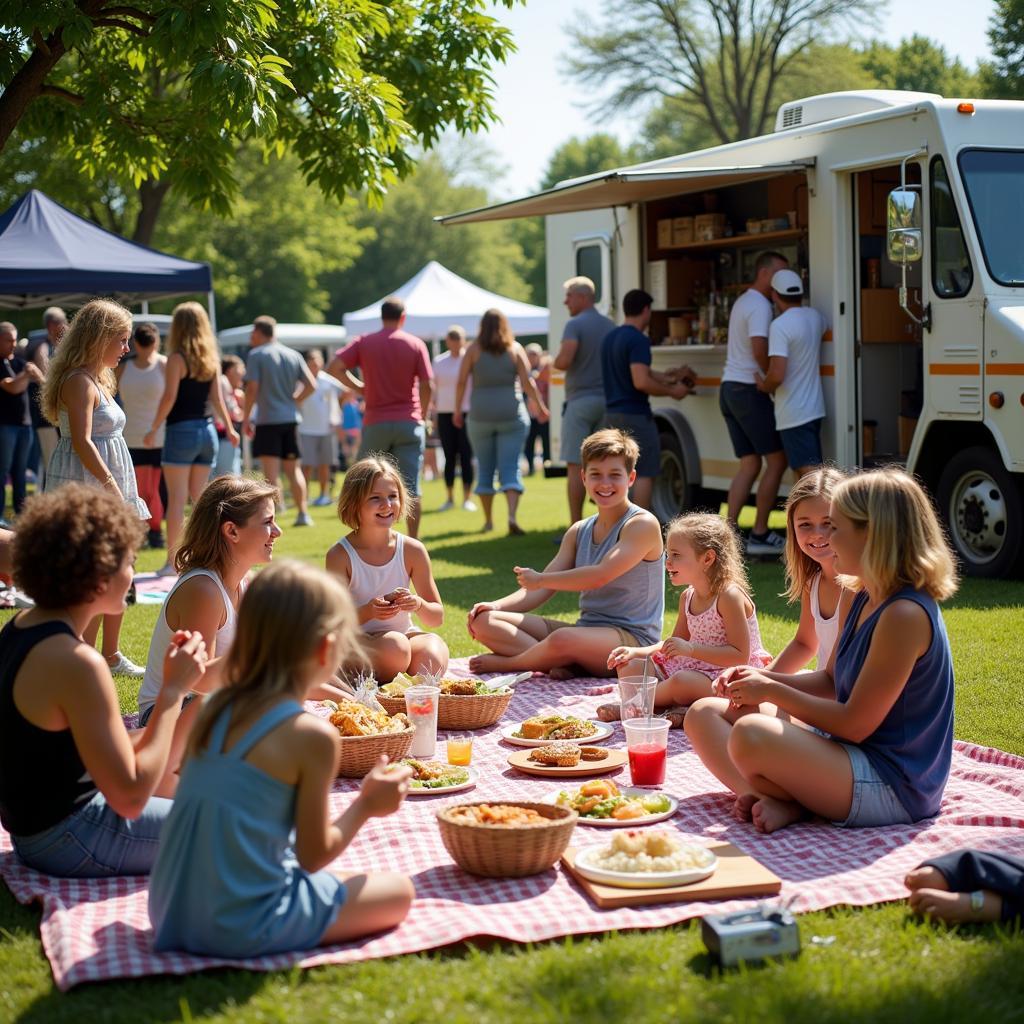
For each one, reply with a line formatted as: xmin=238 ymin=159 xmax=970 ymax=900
xmin=436 ymin=160 xmax=814 ymax=225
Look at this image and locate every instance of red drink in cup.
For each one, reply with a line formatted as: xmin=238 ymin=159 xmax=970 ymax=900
xmin=622 ymin=718 xmax=670 ymax=787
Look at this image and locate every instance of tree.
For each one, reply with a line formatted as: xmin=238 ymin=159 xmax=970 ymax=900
xmin=322 ymin=152 xmax=532 ymax=327
xmin=981 ymin=0 xmax=1024 ymax=98
xmin=0 ymin=1 xmax=520 ymax=242
xmin=567 ymin=0 xmax=880 ymax=146
xmin=861 ymin=35 xmax=980 ymax=95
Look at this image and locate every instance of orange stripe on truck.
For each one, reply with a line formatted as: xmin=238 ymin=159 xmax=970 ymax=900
xmin=820 ymin=365 xmax=835 ymax=376
xmin=987 ymin=363 xmax=1024 ymax=375
xmin=929 ymin=363 xmax=980 ymax=375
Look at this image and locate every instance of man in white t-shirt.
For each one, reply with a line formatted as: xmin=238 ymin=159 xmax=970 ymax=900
xmin=757 ymin=269 xmax=827 ymax=477
xmin=298 ymin=349 xmax=344 ymax=505
xmin=719 ymin=250 xmax=790 ymax=556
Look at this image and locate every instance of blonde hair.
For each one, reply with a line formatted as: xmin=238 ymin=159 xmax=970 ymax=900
xmin=166 ymin=301 xmax=220 ymax=381
xmin=337 ymin=456 xmax=410 ymax=531
xmin=563 ymin=276 xmax=595 ymax=299
xmin=41 ymin=299 xmax=129 ymax=424
xmin=667 ymin=513 xmax=750 ymax=599
xmin=174 ymin=476 xmax=280 ymax=576
xmin=832 ymin=468 xmax=958 ymax=600
xmin=783 ymin=466 xmax=847 ymax=602
xmin=476 ymin=308 xmax=515 ymax=354
xmin=580 ymin=428 xmax=639 ymax=473
xmin=188 ymin=560 xmax=364 ymax=756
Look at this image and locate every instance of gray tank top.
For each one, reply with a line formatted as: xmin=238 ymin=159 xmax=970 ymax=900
xmin=576 ymin=505 xmax=664 ymax=647
xmin=469 ymin=349 xmax=523 ymax=423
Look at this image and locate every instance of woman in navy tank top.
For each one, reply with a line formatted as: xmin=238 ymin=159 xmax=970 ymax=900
xmin=687 ymin=468 xmax=957 ymax=834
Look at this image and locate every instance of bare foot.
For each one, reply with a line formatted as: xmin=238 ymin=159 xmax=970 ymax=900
xmin=663 ymin=705 xmax=687 ymax=729
xmin=908 ymin=888 xmax=1003 ymax=924
xmin=548 ymin=665 xmax=583 ymax=680
xmin=596 ymin=702 xmax=621 ymax=722
xmin=750 ymin=795 xmax=806 ymax=834
xmin=733 ymin=793 xmax=757 ymax=822
xmin=905 ymin=865 xmax=948 ymax=892
xmin=468 ymin=653 xmax=514 ymax=673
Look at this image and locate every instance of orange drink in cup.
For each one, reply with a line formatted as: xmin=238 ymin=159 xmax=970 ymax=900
xmin=446 ymin=735 xmax=473 ymax=766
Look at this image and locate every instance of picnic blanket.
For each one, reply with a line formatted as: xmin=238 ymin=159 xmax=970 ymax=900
xmin=3 ymin=661 xmax=1024 ymax=990
xmin=131 ymin=571 xmax=177 ymax=605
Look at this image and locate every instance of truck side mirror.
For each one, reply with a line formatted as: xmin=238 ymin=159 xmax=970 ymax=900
xmin=887 ymin=188 xmax=923 ymax=264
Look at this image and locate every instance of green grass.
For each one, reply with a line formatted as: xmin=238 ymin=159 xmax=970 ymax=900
xmin=2 ymin=474 xmax=1023 ymax=1022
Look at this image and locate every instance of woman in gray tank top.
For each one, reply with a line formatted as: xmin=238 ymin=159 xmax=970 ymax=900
xmin=454 ymin=309 xmax=548 ymax=535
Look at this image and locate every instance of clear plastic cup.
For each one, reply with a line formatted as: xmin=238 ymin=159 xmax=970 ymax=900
xmin=446 ymin=734 xmax=473 ymax=766
xmin=404 ymin=685 xmax=440 ymax=758
xmin=623 ymin=718 xmax=669 ymax=787
xmin=618 ymin=674 xmax=658 ymax=722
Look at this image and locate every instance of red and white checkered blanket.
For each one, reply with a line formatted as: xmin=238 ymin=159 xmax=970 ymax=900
xmin=4 ymin=663 xmax=1024 ymax=990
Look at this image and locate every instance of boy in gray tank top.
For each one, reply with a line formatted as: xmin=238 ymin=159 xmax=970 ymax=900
xmin=467 ymin=429 xmax=664 ymax=679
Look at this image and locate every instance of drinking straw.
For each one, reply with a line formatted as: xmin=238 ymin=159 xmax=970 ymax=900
xmin=642 ymin=654 xmax=652 ymax=725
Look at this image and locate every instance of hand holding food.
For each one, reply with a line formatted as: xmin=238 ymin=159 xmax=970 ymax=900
xmin=161 ymin=630 xmax=207 ymax=697
xmin=390 ymin=589 xmax=421 ymax=613
xmin=607 ymin=645 xmax=640 ymax=669
xmin=661 ymin=636 xmax=694 ymax=659
xmin=368 ymin=595 xmax=403 ymax=619
xmin=514 ymin=565 xmax=543 ymax=590
xmin=359 ymin=756 xmax=412 ymax=815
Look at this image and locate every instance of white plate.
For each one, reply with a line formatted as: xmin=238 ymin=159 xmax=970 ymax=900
xmin=500 ymin=720 xmax=614 ymax=748
xmin=547 ymin=786 xmax=678 ymax=827
xmin=573 ymin=844 xmax=717 ymax=888
xmin=403 ymin=766 xmax=478 ymax=796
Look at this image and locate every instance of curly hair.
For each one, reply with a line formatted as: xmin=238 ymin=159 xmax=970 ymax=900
xmin=666 ymin=512 xmax=750 ymax=600
xmin=12 ymin=485 xmax=144 ymax=607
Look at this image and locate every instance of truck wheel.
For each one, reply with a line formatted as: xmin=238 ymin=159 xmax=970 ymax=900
xmin=653 ymin=429 xmax=696 ymax=525
xmin=935 ymin=446 xmax=1023 ymax=578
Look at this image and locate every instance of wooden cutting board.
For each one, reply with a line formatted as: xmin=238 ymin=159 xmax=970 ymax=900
xmin=506 ymin=747 xmax=628 ymax=777
xmin=561 ymin=842 xmax=781 ymax=908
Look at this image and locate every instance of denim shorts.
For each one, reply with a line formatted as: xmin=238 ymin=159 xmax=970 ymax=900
xmin=719 ymin=381 xmax=782 ymax=458
xmin=11 ymin=791 xmax=172 ymax=877
xmin=780 ymin=418 xmax=823 ymax=472
xmin=834 ymin=743 xmax=914 ymax=828
xmin=163 ymin=417 xmax=217 ymax=466
xmin=559 ymin=393 xmax=606 ymax=464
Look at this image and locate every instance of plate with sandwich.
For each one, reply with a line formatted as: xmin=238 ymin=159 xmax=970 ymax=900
xmin=507 ymin=743 xmax=627 ymax=777
xmin=500 ymin=714 xmax=613 ymax=747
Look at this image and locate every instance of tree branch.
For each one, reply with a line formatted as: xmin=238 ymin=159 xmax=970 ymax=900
xmin=99 ymin=5 xmax=157 ymax=23
xmin=40 ymin=84 xmax=85 ymax=106
xmin=92 ymin=17 xmax=149 ymax=37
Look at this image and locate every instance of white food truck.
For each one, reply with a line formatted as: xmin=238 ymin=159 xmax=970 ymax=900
xmin=439 ymin=90 xmax=1024 ymax=578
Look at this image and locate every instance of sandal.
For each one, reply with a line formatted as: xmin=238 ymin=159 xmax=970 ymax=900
xmin=508 ymin=522 xmax=525 ymax=536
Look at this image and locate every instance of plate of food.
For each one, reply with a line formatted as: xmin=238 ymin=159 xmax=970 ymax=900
xmin=506 ymin=744 xmax=628 ymax=777
xmin=572 ymin=830 xmax=717 ymax=888
xmin=500 ymin=715 xmax=613 ymax=748
xmin=393 ymin=758 xmax=477 ymax=795
xmin=550 ymin=780 xmax=677 ymax=826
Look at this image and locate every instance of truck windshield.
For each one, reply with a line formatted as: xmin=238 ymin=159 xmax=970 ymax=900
xmin=958 ymin=149 xmax=1024 ymax=286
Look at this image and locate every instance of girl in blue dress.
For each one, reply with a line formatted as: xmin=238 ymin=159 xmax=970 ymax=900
xmin=149 ymin=560 xmax=415 ymax=957
xmin=687 ymin=467 xmax=958 ymax=834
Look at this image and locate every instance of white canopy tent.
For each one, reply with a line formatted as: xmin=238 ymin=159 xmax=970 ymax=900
xmin=342 ymin=261 xmax=548 ymax=347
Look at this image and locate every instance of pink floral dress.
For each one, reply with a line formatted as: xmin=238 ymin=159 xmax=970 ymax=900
xmin=652 ymin=586 xmax=772 ymax=681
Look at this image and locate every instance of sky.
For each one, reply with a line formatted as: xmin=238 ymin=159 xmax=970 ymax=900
xmin=479 ymin=0 xmax=997 ymax=198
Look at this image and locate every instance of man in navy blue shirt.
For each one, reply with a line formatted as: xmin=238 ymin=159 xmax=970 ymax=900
xmin=601 ymin=289 xmax=695 ymax=510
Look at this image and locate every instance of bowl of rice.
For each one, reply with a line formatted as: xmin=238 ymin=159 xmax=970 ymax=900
xmin=573 ymin=830 xmax=717 ymax=889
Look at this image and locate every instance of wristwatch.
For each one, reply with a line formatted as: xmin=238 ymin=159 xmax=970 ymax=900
xmin=969 ymin=890 xmax=985 ymax=913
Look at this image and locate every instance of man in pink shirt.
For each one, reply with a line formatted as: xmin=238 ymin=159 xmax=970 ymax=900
xmin=328 ymin=297 xmax=433 ymax=538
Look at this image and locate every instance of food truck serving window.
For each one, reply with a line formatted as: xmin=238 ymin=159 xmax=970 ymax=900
xmin=576 ymin=244 xmax=603 ymax=304
xmin=930 ymin=156 xmax=972 ymax=298
xmin=958 ymin=148 xmax=1024 ymax=286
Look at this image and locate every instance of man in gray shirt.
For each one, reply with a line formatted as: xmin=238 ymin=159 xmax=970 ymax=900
xmin=553 ymin=276 xmax=614 ymax=524
xmin=242 ymin=315 xmax=318 ymax=525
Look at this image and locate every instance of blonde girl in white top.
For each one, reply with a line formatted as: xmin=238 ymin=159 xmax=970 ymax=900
xmin=326 ymin=457 xmax=448 ymax=682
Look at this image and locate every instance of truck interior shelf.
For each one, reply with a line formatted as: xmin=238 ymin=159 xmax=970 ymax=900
xmin=659 ymin=227 xmax=805 ymax=253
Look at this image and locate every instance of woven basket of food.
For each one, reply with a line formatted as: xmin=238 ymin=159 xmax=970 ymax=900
xmin=436 ymin=801 xmax=578 ymax=878
xmin=326 ymin=700 xmax=415 ymax=778
xmin=378 ymin=677 xmax=514 ymax=730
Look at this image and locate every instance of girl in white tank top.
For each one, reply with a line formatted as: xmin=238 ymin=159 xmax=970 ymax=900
xmin=771 ymin=468 xmax=846 ymax=673
xmin=326 ymin=457 xmax=449 ymax=683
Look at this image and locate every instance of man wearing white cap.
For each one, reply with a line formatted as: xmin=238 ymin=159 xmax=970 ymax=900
xmin=757 ymin=268 xmax=827 ymax=477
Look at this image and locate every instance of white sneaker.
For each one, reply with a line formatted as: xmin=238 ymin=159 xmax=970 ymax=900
xmin=462 ymin=499 xmax=478 ymax=512
xmin=294 ymin=512 xmax=314 ymax=527
xmin=746 ymin=531 xmax=786 ymax=557
xmin=107 ymin=651 xmax=145 ymax=678
xmin=0 ymin=584 xmax=34 ymax=608
xmin=438 ymin=500 xmax=455 ymax=512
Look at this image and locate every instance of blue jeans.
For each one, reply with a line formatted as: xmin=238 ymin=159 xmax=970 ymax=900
xmin=468 ymin=410 xmax=530 ymax=495
xmin=11 ymin=791 xmax=172 ymax=877
xmin=0 ymin=423 xmax=31 ymax=516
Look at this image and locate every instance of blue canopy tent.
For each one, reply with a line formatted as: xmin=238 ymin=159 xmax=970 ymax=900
xmin=0 ymin=189 xmax=215 ymax=325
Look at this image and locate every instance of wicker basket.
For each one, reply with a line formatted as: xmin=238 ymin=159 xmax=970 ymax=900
xmin=336 ymin=726 xmax=415 ymax=778
xmin=378 ymin=690 xmax=514 ymax=731
xmin=437 ymin=801 xmax=578 ymax=878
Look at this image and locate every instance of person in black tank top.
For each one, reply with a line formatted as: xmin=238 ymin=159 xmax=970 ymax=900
xmin=0 ymin=485 xmax=207 ymax=877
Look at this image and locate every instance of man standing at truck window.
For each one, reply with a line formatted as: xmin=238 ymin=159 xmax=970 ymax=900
xmin=756 ymin=269 xmax=828 ymax=477
xmin=601 ymin=289 xmax=695 ymax=511
xmin=553 ymin=276 xmax=614 ymax=524
xmin=720 ymin=250 xmax=790 ymax=556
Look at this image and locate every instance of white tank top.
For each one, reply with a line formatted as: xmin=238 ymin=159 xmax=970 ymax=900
xmin=339 ymin=533 xmax=413 ymax=634
xmin=138 ymin=569 xmax=239 ymax=713
xmin=810 ymin=571 xmax=840 ymax=669
xmin=119 ymin=357 xmax=166 ymax=448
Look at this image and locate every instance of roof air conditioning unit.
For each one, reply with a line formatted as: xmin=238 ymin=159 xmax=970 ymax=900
xmin=774 ymin=90 xmax=942 ymax=132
